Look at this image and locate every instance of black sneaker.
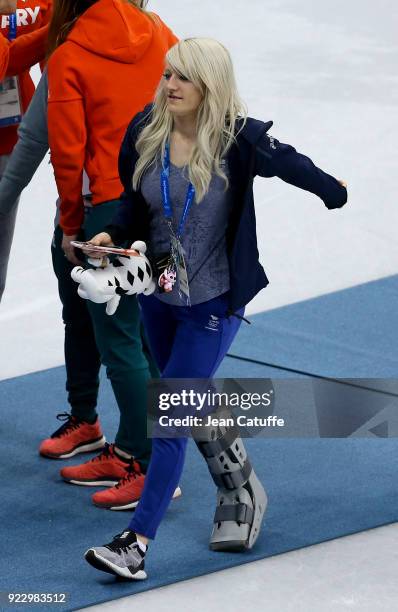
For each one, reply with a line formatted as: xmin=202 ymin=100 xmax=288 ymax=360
xmin=84 ymin=530 xmax=147 ymax=580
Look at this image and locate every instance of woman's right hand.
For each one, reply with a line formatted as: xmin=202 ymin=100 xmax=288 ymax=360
xmin=84 ymin=232 xmax=114 ymax=258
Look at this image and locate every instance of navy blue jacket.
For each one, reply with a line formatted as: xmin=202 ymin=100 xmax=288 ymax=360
xmin=108 ymin=105 xmax=347 ymax=313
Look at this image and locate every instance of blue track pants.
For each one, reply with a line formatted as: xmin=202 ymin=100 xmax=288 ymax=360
xmin=129 ymin=292 xmax=243 ymax=539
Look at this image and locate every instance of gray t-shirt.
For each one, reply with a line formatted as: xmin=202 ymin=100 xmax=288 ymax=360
xmin=141 ymin=160 xmax=232 ymax=305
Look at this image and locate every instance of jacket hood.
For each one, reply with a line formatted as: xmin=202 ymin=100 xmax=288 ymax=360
xmin=68 ymin=0 xmax=153 ymax=64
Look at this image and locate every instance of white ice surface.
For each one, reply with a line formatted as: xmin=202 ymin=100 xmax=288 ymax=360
xmin=0 ymin=0 xmax=397 ymax=380
xmin=1 ymin=2 xmax=398 ymax=611
xmin=79 ymin=523 xmax=398 ymax=612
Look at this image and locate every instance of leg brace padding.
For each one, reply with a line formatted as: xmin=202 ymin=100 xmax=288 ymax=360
xmin=192 ymin=409 xmax=267 ymax=551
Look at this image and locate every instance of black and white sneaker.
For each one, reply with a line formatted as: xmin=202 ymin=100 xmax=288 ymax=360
xmin=84 ymin=530 xmax=147 ymax=580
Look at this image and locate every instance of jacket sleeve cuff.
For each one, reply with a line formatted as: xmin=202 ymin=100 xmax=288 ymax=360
xmin=324 ymin=184 xmax=348 ymax=209
xmin=60 ymin=227 xmax=81 ymax=237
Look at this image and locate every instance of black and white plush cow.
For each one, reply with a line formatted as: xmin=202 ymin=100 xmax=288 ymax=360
xmin=71 ymin=241 xmax=156 ymax=315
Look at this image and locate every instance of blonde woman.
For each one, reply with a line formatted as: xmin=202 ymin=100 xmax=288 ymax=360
xmin=85 ymin=37 xmax=347 ymax=580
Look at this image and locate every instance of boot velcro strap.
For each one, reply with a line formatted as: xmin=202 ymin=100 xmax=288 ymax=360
xmin=214 ymin=503 xmax=254 ymax=525
xmin=213 ymin=458 xmax=252 ymax=490
xmin=197 ymin=425 xmax=240 ymax=458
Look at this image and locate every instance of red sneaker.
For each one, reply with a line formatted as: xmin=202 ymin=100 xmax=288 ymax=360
xmin=60 ymin=443 xmax=130 ymax=486
xmin=92 ymin=461 xmax=182 ymax=511
xmin=39 ymin=413 xmax=105 ymax=459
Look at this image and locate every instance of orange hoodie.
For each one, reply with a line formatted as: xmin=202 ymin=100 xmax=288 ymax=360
xmin=0 ymin=33 xmax=8 ymax=79
xmin=0 ymin=0 xmax=52 ymax=154
xmin=47 ymin=0 xmax=178 ymax=236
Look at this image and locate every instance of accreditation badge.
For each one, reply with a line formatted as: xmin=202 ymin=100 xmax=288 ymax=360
xmin=171 ymin=234 xmax=191 ymax=306
xmin=0 ymin=75 xmax=22 ymax=127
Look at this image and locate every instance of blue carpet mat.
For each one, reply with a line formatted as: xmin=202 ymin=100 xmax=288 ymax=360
xmin=224 ymin=274 xmax=398 ymax=378
xmin=1 ymin=276 xmax=397 ymax=611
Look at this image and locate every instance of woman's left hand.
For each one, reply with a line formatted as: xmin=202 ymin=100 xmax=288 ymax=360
xmin=338 ymin=179 xmax=347 ymax=189
xmin=62 ymin=233 xmax=81 ymax=265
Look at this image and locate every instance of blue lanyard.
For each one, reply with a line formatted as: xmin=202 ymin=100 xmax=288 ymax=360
xmin=161 ymin=142 xmax=195 ymax=238
xmin=8 ymin=13 xmax=17 ymax=42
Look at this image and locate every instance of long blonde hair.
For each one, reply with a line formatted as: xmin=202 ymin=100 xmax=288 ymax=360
xmin=133 ymin=38 xmax=247 ymax=202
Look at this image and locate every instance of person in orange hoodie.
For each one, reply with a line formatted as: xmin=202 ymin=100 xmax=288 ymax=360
xmin=0 ymin=1 xmax=50 ymax=80
xmin=5 ymin=23 xmax=49 ymax=76
xmin=0 ymin=0 xmax=51 ymax=145
xmin=0 ymin=28 xmax=8 ymax=77
xmin=0 ymin=0 xmax=52 ymax=301
xmin=43 ymin=0 xmax=178 ymax=510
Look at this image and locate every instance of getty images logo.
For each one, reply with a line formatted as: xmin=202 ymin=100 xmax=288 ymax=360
xmin=1 ymin=7 xmax=41 ymax=28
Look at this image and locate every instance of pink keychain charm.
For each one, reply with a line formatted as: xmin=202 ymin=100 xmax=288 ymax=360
xmin=158 ymin=266 xmax=177 ymax=293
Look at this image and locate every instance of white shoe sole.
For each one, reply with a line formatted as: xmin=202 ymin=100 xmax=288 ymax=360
xmin=65 ymin=478 xmax=119 ymax=487
xmin=84 ymin=549 xmax=147 ymax=580
xmin=42 ymin=436 xmax=106 ymax=460
xmin=108 ymin=485 xmax=183 ymax=511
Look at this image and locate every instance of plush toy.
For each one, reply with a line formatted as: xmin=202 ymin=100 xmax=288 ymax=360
xmin=158 ymin=266 xmax=177 ymax=293
xmin=71 ymin=241 xmax=156 ymax=315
